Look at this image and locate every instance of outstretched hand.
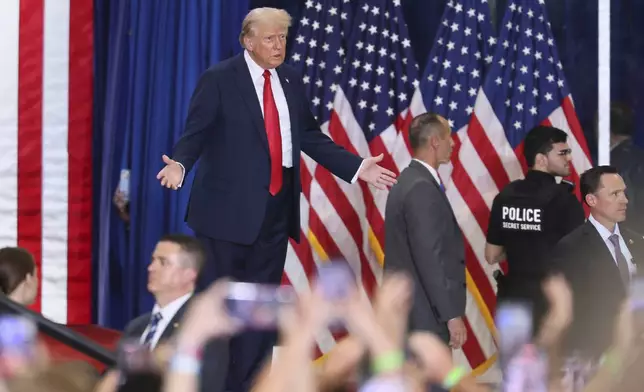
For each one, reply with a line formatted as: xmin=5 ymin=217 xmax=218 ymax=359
xmin=357 ymin=154 xmax=397 ymax=190
xmin=156 ymin=154 xmax=183 ymax=190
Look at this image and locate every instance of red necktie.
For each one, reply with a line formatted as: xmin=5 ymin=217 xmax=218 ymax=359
xmin=262 ymin=70 xmax=283 ymax=196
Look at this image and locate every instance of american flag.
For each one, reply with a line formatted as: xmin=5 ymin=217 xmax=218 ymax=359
xmin=284 ymin=0 xmax=355 ymax=356
xmin=284 ymin=0 xmax=419 ymax=356
xmin=407 ymin=0 xmax=499 ymax=375
xmin=0 ymin=0 xmax=93 ymax=324
xmin=465 ymin=0 xmax=592 ymax=197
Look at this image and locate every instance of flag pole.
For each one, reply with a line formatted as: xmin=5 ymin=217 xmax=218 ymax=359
xmin=597 ymin=0 xmax=611 ymax=165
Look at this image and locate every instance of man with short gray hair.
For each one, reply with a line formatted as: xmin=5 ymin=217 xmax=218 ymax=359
xmin=384 ymin=113 xmax=467 ymax=391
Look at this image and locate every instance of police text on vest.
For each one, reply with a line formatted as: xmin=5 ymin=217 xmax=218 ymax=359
xmin=501 ymin=207 xmax=542 ymax=231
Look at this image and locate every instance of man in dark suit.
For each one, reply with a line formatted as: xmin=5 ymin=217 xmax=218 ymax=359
xmin=105 ymin=235 xmax=230 ymax=392
xmin=384 ymin=113 xmax=467 ymax=353
xmin=155 ymin=7 xmax=396 ymax=392
xmin=554 ymin=166 xmax=644 ymax=360
xmin=120 ymin=234 xmax=203 ymax=348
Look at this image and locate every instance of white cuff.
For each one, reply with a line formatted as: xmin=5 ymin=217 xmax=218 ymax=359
xmin=177 ymin=162 xmax=186 ymax=188
xmin=350 ymin=160 xmax=365 ymax=184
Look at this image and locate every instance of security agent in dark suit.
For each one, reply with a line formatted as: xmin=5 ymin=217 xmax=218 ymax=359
xmin=384 ymin=113 xmax=467 ymax=350
xmin=554 ymin=166 xmax=644 ymax=360
xmin=155 ymin=8 xmax=396 ymax=392
xmin=114 ymin=235 xmax=227 ymax=392
xmin=103 ymin=234 xmax=227 ymax=392
xmin=120 ymin=235 xmax=203 ymax=349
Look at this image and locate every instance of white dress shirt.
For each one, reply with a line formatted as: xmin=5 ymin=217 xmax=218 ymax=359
xmin=140 ymin=292 xmax=192 ymax=350
xmin=413 ymin=158 xmax=443 ymax=188
xmin=243 ymin=50 xmax=293 ymax=167
xmin=588 ymin=214 xmax=636 ymax=276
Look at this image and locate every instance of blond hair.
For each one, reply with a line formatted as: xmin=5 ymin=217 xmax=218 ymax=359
xmin=239 ymin=7 xmax=292 ymax=48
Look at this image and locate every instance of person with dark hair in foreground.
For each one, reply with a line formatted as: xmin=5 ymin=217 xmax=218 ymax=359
xmin=0 ymin=247 xmax=38 ymax=306
xmin=485 ymin=125 xmax=585 ymax=334
xmin=554 ymin=165 xmax=644 ymax=360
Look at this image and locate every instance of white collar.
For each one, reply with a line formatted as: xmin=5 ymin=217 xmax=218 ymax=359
xmin=413 ymin=158 xmax=442 ymax=186
xmin=152 ymin=292 xmax=192 ymax=320
xmin=244 ymin=50 xmax=277 ymax=82
xmin=588 ymin=214 xmax=621 ymax=241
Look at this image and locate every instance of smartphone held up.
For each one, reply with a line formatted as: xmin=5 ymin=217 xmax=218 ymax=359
xmin=223 ymin=258 xmax=357 ymax=330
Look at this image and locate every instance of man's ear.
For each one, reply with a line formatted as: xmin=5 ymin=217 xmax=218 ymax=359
xmin=429 ymin=134 xmax=439 ymax=149
xmin=244 ymin=36 xmax=254 ymax=52
xmin=534 ymin=153 xmax=547 ymax=168
xmin=585 ymin=193 xmax=597 ymax=208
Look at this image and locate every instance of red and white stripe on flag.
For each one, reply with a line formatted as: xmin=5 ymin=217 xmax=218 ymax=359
xmin=0 ymin=0 xmax=93 ymax=324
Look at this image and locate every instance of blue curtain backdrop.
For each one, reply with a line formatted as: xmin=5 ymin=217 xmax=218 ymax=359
xmin=93 ymin=0 xmax=644 ymax=328
xmin=93 ymin=0 xmax=249 ymax=328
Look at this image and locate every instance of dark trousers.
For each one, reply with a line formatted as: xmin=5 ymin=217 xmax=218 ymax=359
xmin=195 ymin=168 xmax=293 ymax=392
xmin=496 ymin=277 xmax=548 ymax=339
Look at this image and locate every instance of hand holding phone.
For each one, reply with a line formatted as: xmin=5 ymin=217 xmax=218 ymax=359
xmin=316 ymin=259 xmax=356 ymax=301
xmin=118 ymin=339 xmax=157 ymax=374
xmin=224 ymin=282 xmax=296 ymax=330
xmin=495 ymin=301 xmax=533 ymax=367
xmin=0 ymin=316 xmax=38 ymax=378
xmin=629 ymin=277 xmax=644 ymax=332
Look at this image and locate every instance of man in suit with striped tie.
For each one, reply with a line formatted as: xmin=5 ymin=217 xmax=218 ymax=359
xmin=103 ymin=235 xmax=229 ymax=392
xmin=555 ymin=166 xmax=644 ymax=360
xmin=120 ymin=234 xmax=204 ymax=348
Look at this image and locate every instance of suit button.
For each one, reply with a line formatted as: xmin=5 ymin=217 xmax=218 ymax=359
xmin=460 ymin=259 xmax=465 ymax=264
xmin=462 ymin=283 xmax=466 ymax=288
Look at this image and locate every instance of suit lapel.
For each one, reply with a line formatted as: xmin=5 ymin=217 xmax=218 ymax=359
xmin=133 ymin=313 xmax=152 ymax=339
xmin=409 ymin=160 xmax=452 ymax=208
xmin=233 ymin=54 xmax=269 ymax=152
xmin=621 ymin=227 xmax=644 ymax=275
xmin=157 ymin=300 xmax=191 ymax=343
xmin=583 ymin=222 xmax=624 ymax=286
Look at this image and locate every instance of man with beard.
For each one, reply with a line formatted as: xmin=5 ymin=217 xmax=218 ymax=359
xmin=485 ymin=125 xmax=586 ymax=335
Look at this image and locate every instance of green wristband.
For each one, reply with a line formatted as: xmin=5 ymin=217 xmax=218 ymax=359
xmin=442 ymin=366 xmax=467 ymax=389
xmin=370 ymin=350 xmax=405 ymax=375
xmin=600 ymin=350 xmax=622 ymax=377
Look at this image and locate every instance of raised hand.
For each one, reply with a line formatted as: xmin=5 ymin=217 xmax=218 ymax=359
xmin=156 ymin=154 xmax=183 ymax=190
xmin=357 ymin=154 xmax=397 ymax=190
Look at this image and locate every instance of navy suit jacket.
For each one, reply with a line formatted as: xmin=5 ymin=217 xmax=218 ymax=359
xmin=119 ymin=301 xmax=229 ymax=392
xmin=172 ymin=53 xmax=362 ymax=245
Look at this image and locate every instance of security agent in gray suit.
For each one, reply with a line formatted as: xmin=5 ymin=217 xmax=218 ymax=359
xmin=384 ymin=113 xmax=467 ymax=351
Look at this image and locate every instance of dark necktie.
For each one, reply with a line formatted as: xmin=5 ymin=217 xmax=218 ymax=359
xmin=439 ymin=182 xmax=446 ymax=192
xmin=142 ymin=312 xmax=162 ymax=347
xmin=263 ymin=70 xmax=283 ymax=196
xmin=608 ymin=234 xmax=631 ymax=285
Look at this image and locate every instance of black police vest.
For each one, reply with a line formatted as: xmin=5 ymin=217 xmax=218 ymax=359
xmin=497 ymin=179 xmax=570 ymax=279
